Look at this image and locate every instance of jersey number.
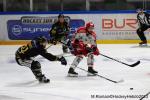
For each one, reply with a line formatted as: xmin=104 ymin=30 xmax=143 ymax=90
xmin=19 ymin=46 xmax=29 ymax=54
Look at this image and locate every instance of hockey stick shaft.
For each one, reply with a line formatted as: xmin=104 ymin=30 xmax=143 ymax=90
xmin=64 ymin=53 xmax=140 ymax=67
xmin=46 ymin=44 xmax=53 ymax=49
xmin=139 ymin=91 xmax=150 ymax=100
xmin=76 ymin=66 xmax=122 ymax=83
xmin=100 ymin=54 xmax=140 ymax=67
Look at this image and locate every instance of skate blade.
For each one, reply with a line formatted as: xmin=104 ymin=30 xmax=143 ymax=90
xmin=67 ymin=73 xmax=78 ymax=77
xmin=139 ymin=44 xmax=148 ymax=47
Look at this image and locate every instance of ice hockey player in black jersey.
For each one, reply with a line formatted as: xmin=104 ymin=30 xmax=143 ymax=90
xmin=136 ymin=8 xmax=150 ymax=46
xmin=49 ymin=14 xmax=70 ymax=53
xmin=15 ymin=36 xmax=67 ymax=83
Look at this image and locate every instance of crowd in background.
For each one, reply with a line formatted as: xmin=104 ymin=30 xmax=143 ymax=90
xmin=0 ymin=0 xmax=149 ymax=12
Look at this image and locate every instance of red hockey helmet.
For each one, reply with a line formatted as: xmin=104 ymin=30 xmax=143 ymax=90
xmin=86 ymin=22 xmax=94 ymax=29
xmin=86 ymin=22 xmax=94 ymax=33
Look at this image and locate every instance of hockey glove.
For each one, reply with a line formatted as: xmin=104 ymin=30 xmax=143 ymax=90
xmin=74 ymin=39 xmax=79 ymax=44
xmin=58 ymin=56 xmax=67 ymax=65
xmin=86 ymin=46 xmax=93 ymax=53
xmin=91 ymin=45 xmax=97 ymax=52
xmin=86 ymin=45 xmax=97 ymax=53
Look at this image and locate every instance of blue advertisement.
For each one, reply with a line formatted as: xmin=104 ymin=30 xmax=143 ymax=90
xmin=7 ymin=16 xmax=85 ymax=40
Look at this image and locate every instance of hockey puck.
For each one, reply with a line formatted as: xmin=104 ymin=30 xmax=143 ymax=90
xmin=130 ymin=88 xmax=133 ymax=90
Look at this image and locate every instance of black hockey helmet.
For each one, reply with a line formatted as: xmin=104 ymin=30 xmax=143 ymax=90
xmin=58 ymin=14 xmax=64 ymax=18
xmin=136 ymin=8 xmax=144 ymax=13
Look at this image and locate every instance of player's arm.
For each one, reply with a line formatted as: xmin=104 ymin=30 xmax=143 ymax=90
xmin=63 ymin=22 xmax=71 ymax=41
xmin=86 ymin=37 xmax=97 ymax=53
xmin=137 ymin=15 xmax=142 ymax=27
xmin=49 ymin=24 xmax=57 ymax=37
xmin=145 ymin=12 xmax=150 ymax=16
xmin=65 ymin=22 xmax=70 ymax=33
xmin=39 ymin=49 xmax=67 ymax=65
xmin=49 ymin=24 xmax=58 ymax=45
xmin=145 ymin=12 xmax=150 ymax=24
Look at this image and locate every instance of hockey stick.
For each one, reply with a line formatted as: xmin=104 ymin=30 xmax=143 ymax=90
xmin=59 ymin=41 xmax=140 ymax=67
xmin=139 ymin=91 xmax=150 ymax=100
xmin=46 ymin=44 xmax=53 ymax=49
xmin=100 ymin=54 xmax=140 ymax=67
xmin=76 ymin=66 xmax=124 ymax=83
xmin=63 ymin=54 xmax=140 ymax=67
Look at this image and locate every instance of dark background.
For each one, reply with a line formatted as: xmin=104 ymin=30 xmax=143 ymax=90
xmin=0 ymin=0 xmax=149 ymax=12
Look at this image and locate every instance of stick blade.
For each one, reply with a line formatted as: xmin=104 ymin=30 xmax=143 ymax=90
xmin=130 ymin=61 xmax=140 ymax=67
xmin=116 ymin=79 xmax=124 ymax=83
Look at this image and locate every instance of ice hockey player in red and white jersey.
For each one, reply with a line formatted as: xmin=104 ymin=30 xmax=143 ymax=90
xmin=68 ymin=22 xmax=100 ymax=76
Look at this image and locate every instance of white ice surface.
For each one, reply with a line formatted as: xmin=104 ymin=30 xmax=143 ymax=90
xmin=0 ymin=44 xmax=150 ymax=100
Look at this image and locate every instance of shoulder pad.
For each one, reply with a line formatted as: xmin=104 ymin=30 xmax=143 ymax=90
xmin=77 ymin=27 xmax=86 ymax=33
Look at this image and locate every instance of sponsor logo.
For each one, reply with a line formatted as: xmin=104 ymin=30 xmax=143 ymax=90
xmin=7 ymin=16 xmax=85 ymax=40
xmin=12 ymin=25 xmax=22 ymax=35
xmin=21 ymin=16 xmax=70 ymax=24
xmin=102 ymin=18 xmax=137 ymax=31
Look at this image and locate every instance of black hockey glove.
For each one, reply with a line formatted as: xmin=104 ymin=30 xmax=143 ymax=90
xmin=58 ymin=56 xmax=67 ymax=65
xmin=92 ymin=46 xmax=97 ymax=52
xmin=86 ymin=46 xmax=97 ymax=53
xmin=86 ymin=46 xmax=93 ymax=53
xmin=74 ymin=39 xmax=79 ymax=44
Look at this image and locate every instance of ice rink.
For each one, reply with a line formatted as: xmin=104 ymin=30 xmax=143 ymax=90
xmin=0 ymin=44 xmax=150 ymax=100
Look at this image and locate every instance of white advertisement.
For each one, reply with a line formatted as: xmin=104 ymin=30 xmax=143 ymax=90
xmin=0 ymin=13 xmax=149 ymax=40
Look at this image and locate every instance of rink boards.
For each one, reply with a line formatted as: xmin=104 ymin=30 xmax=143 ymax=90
xmin=0 ymin=40 xmax=150 ymax=45
xmin=0 ymin=10 xmax=150 ymax=44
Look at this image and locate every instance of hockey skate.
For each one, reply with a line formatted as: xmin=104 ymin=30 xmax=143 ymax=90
xmin=36 ymin=74 xmax=50 ymax=83
xmin=87 ymin=67 xmax=98 ymax=76
xmin=68 ymin=68 xmax=78 ymax=77
xmin=139 ymin=41 xmax=147 ymax=47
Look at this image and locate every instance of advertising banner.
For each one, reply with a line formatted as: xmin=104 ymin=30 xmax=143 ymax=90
xmin=7 ymin=16 xmax=85 ymax=40
xmin=100 ymin=14 xmax=139 ymax=39
xmin=0 ymin=11 xmax=150 ymax=40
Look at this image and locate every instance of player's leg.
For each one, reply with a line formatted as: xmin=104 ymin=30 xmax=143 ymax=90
xmin=136 ymin=25 xmax=148 ymax=46
xmin=16 ymin=58 xmax=49 ymax=83
xmin=68 ymin=55 xmax=83 ymax=76
xmin=61 ymin=36 xmax=69 ymax=53
xmin=62 ymin=45 xmax=68 ymax=53
xmin=31 ymin=61 xmax=50 ymax=83
xmin=87 ymin=53 xmax=98 ymax=75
